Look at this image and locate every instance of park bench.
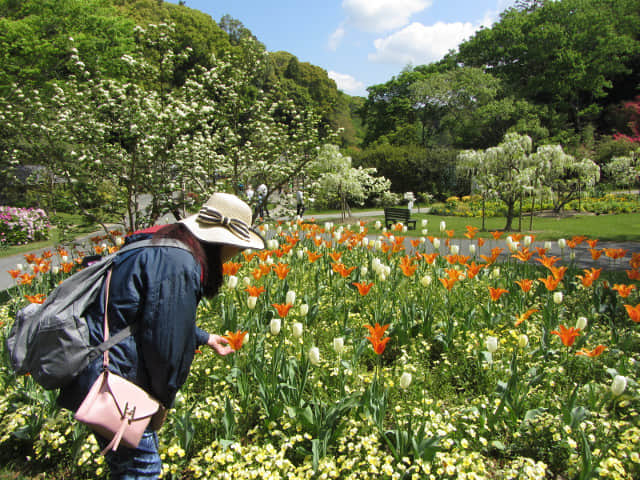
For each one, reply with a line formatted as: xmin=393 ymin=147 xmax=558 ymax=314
xmin=384 ymin=207 xmax=416 ymax=230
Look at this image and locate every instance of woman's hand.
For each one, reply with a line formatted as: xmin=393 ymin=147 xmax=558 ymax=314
xmin=206 ymin=334 xmax=234 ymax=356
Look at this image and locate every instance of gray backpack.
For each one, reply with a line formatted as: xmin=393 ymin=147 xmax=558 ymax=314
xmin=6 ymin=238 xmax=189 ymax=390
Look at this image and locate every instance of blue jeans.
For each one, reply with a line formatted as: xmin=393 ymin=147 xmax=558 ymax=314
xmin=97 ymin=430 xmax=162 ymax=479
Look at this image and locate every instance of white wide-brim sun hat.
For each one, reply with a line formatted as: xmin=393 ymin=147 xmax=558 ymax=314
xmin=180 ymin=192 xmax=265 ymax=250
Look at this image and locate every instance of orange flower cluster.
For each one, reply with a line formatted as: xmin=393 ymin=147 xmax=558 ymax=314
xmin=272 ymin=303 xmax=293 ymax=318
xmin=576 ymin=268 xmax=601 ymax=288
xmin=332 ymin=262 xmax=356 ymax=278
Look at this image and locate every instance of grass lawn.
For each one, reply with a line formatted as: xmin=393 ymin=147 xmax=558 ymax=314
xmin=312 ymin=210 xmax=640 ymax=243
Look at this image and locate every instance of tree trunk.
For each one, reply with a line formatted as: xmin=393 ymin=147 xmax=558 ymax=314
xmin=504 ymin=198 xmax=515 ymax=231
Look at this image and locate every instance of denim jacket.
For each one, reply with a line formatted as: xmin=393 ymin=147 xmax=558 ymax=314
xmin=58 ymin=235 xmax=210 ymax=410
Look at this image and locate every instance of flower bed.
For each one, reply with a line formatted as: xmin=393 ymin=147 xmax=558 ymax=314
xmin=0 ymin=206 xmax=51 ymax=247
xmin=0 ymin=221 xmax=638 ymax=479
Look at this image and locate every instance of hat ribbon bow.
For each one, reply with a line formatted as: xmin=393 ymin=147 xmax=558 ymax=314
xmin=197 ymin=206 xmax=251 ymax=241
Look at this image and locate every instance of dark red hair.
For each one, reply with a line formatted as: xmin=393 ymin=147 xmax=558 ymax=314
xmin=152 ymin=223 xmax=223 ymax=298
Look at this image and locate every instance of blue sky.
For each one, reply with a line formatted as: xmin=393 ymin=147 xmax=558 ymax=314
xmin=166 ymin=0 xmax=516 ymax=97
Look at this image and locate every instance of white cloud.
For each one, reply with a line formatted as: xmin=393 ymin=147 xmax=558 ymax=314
xmin=368 ymin=21 xmax=478 ymax=65
xmin=328 ymin=26 xmax=345 ymax=51
xmin=328 ymin=71 xmax=366 ymax=96
xmin=343 ymin=0 xmax=432 ymax=33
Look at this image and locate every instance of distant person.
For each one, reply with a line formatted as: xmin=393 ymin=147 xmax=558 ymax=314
xmin=245 ymin=184 xmax=254 ymax=203
xmin=256 ymin=184 xmax=269 ymax=218
xmin=296 ymin=189 xmax=305 ymax=217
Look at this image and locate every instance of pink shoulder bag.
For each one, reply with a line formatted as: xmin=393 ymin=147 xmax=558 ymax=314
xmin=75 ymin=270 xmax=161 ymax=455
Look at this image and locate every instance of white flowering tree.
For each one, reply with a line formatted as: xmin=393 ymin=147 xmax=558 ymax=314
xmin=309 ymin=144 xmax=391 ymax=220
xmin=533 ymin=144 xmax=600 ymax=213
xmin=2 ymin=24 xmax=331 ymax=234
xmin=457 ymin=133 xmax=537 ymax=231
xmin=604 ymin=150 xmax=640 ymax=193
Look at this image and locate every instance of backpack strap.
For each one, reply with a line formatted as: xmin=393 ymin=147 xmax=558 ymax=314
xmin=89 ymin=237 xmax=191 ymax=363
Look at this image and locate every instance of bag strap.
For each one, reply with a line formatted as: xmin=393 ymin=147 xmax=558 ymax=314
xmin=102 ymin=269 xmax=113 ymax=369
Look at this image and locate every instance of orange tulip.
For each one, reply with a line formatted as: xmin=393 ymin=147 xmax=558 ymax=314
xmin=272 ymin=303 xmax=293 ymax=318
xmin=61 ymin=262 xmax=74 ymax=274
xmin=512 ymin=248 xmax=535 ymax=262
xmin=515 ymin=308 xmax=538 ymax=326
xmin=465 ymin=261 xmax=483 ymax=280
xmin=18 ymin=273 xmax=35 ymax=285
xmin=399 ymin=256 xmax=417 ymax=277
xmin=491 ymin=231 xmax=503 ymax=240
xmin=245 ymin=285 xmax=266 ymax=297
xmin=589 ymin=249 xmax=603 ymax=261
xmin=464 ymin=225 xmax=478 ymax=239
xmin=624 ymin=303 xmax=640 ymax=323
xmin=24 ymin=293 xmax=46 ymax=304
xmin=536 ymin=255 xmax=560 ymax=269
xmin=488 ymin=287 xmax=509 ymax=301
xmin=223 ymin=330 xmax=248 ymax=351
xmin=364 ymin=323 xmax=391 ymax=355
xmin=477 ymin=238 xmax=486 ymax=248
xmin=273 ymin=263 xmax=291 ymax=280
xmin=603 ymin=248 xmax=628 ymax=260
xmin=439 ymin=276 xmax=458 ymax=291
xmin=626 ymin=269 xmax=640 ymax=281
xmin=353 ymin=282 xmax=374 ymax=296
xmin=419 ymin=252 xmax=438 ymax=264
xmin=515 ymin=278 xmax=534 ymax=293
xmin=576 ymin=345 xmax=607 ymax=357
xmin=586 ymin=239 xmax=599 ymax=248
xmin=307 ymin=251 xmax=323 ymax=263
xmin=538 ymin=275 xmax=561 ymax=291
xmin=8 ymin=269 xmax=21 ymax=279
xmin=548 ymin=265 xmax=567 ymax=281
xmin=410 ymin=239 xmax=421 ymax=248
xmin=222 ymin=261 xmax=242 ymax=276
xmin=329 ymin=252 xmax=342 ymax=262
xmin=571 ymin=235 xmax=587 ymax=245
xmin=576 ymin=267 xmax=601 ymax=287
xmin=551 ymin=325 xmax=581 ymax=347
xmin=630 ymin=252 xmax=640 ymax=270
xmin=612 ymin=284 xmax=636 ymax=298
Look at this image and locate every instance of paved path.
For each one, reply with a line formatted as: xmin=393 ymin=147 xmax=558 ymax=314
xmin=2 ymin=210 xmax=639 ymax=292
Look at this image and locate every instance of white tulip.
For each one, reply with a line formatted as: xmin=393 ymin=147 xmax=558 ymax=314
xmin=270 ymin=318 xmax=281 ymax=336
xmin=432 ymin=238 xmax=440 ymax=250
xmin=375 ymin=220 xmax=382 ymax=230
xmin=611 ymin=375 xmax=627 ymax=396
xmin=439 ymin=220 xmax=446 ymax=232
xmin=299 ymin=304 xmax=309 ymax=316
xmin=292 ymin=322 xmax=303 ymax=338
xmin=486 ymin=336 xmax=498 ymax=353
xmin=558 ymin=238 xmax=567 ymax=250
xmin=544 ymin=241 xmax=552 ymax=251
xmin=226 ymin=275 xmax=238 ymax=289
xmin=399 ymin=372 xmax=412 ymax=389
xmin=333 ymin=337 xmax=345 ymax=354
xmin=523 ymin=235 xmax=532 ymax=247
xmin=421 ymin=229 xmax=428 ymax=236
xmin=286 ymin=290 xmax=296 ymax=305
xmin=450 ymin=244 xmax=459 ymax=255
xmin=247 ymin=296 xmax=258 ymax=310
xmin=518 ymin=334 xmax=529 ymax=349
xmin=469 ymin=244 xmax=476 ymax=255
xmin=360 ymin=266 xmax=368 ymax=276
xmin=420 ymin=275 xmax=432 ymax=287
xmin=308 ymin=346 xmax=320 ymax=366
xmin=421 ymin=219 xmax=428 ymax=227
xmin=575 ymin=316 xmax=588 ymax=330
xmin=553 ymin=291 xmax=563 ymax=304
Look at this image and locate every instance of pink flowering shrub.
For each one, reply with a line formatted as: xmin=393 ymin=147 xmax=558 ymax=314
xmin=0 ymin=206 xmax=51 ymax=246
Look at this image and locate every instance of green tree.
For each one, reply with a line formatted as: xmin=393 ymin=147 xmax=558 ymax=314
xmin=458 ymin=0 xmax=640 ymax=133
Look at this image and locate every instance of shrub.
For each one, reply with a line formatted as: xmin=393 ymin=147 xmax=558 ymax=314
xmin=0 ymin=206 xmax=51 ymax=247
